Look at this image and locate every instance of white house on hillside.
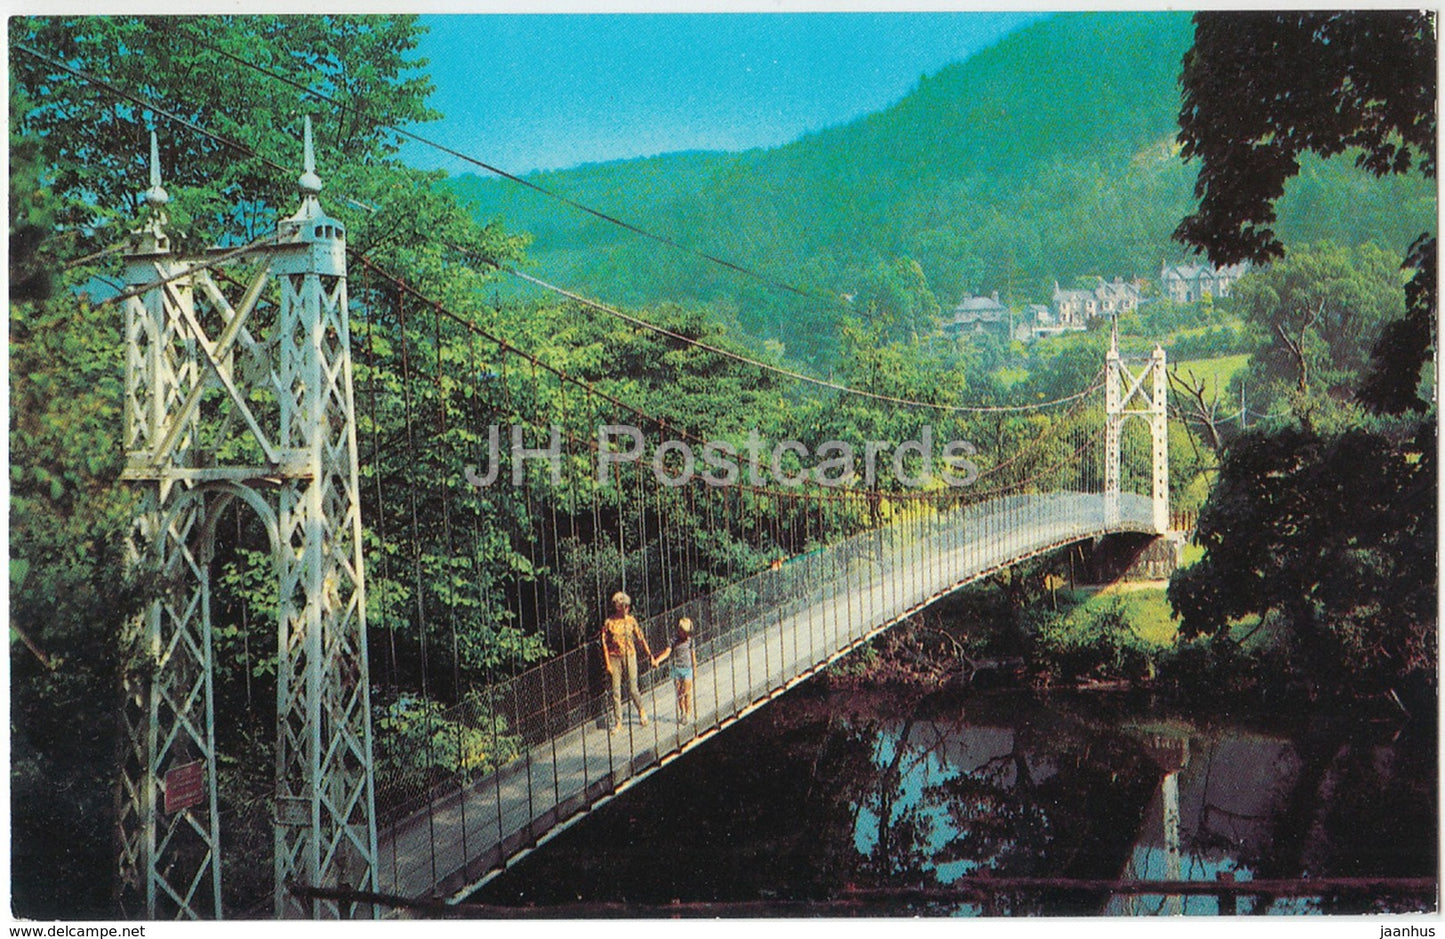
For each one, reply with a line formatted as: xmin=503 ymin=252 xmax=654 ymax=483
xmin=1159 ymin=260 xmax=1250 ymax=303
xmin=1051 ymin=277 xmax=1140 ymax=326
xmin=1051 ymin=285 xmax=1097 ymax=326
xmin=944 ymin=292 xmax=1012 ymax=338
xmin=1022 ymin=303 xmax=1075 ymax=341
xmin=1096 ymin=278 xmax=1141 ymax=316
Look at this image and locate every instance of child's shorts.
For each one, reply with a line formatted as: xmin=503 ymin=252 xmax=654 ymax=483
xmin=672 ymin=665 xmax=693 ymax=681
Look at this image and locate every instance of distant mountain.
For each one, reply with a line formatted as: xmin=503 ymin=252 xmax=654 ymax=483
xmin=449 ymin=12 xmax=1436 ymax=361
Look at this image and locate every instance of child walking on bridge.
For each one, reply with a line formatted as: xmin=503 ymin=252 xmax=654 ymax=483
xmin=652 ymin=618 xmax=697 ymax=723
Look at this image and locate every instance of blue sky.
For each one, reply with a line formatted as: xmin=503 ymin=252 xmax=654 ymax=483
xmin=402 ymin=12 xmax=1044 ymax=176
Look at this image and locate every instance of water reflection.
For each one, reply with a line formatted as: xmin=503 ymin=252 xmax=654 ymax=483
xmin=845 ymin=698 xmax=1434 ymax=916
xmin=833 ymin=694 xmax=1165 ymax=915
xmin=469 ymin=687 xmax=1436 ymax=916
xmin=1110 ymin=728 xmax=1305 ymax=914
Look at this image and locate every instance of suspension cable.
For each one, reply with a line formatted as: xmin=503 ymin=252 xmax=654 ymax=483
xmin=36 ymin=36 xmax=1115 ymax=522
xmin=155 ymin=33 xmax=840 ymax=307
xmin=494 ymin=262 xmax=1098 ymax=415
xmin=23 ymin=45 xmax=1097 ymax=422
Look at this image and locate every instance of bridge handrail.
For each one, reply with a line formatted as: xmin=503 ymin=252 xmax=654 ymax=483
xmin=372 ymin=489 xmax=1158 ymax=823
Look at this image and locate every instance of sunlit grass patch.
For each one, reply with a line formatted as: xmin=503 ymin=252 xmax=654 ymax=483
xmin=1061 ymin=583 xmax=1178 ymax=647
xmin=1172 ymin=352 xmax=1250 ymax=399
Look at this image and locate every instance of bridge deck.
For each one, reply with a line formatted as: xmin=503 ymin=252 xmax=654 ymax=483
xmin=374 ymin=491 xmax=1157 ymax=903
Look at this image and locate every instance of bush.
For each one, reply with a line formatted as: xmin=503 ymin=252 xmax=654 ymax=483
xmin=1170 ymin=323 xmax=1251 ymax=359
xmin=1031 ymin=600 xmax=1153 ymax=683
xmin=373 ymin=692 xmax=522 ymax=809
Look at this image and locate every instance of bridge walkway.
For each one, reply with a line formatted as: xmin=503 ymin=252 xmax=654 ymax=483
xmin=374 ymin=490 xmax=1157 ymax=903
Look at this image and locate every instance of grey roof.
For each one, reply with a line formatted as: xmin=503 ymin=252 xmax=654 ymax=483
xmin=1162 ymin=261 xmax=1249 ymax=280
xmin=948 ymin=295 xmax=1009 ymax=326
xmin=953 ymin=295 xmax=1007 ymax=314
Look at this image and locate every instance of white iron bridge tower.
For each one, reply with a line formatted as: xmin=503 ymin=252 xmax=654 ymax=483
xmin=116 ymin=121 xmax=377 ymax=919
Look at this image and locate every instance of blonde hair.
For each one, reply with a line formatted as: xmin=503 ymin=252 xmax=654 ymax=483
xmin=610 ymin=591 xmax=631 ymax=613
xmin=677 ymin=617 xmax=693 ymax=635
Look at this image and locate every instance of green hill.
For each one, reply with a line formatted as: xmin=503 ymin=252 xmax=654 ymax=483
xmin=449 ymin=12 xmax=1435 ymax=362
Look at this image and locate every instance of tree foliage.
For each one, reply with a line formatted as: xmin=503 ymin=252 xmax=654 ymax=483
xmin=1176 ymin=11 xmax=1436 ymax=266
xmin=1228 ymin=242 xmax=1405 ymax=426
xmin=1175 ymin=11 xmax=1437 ymax=417
xmin=10 ymin=289 xmax=147 ymax=917
xmin=12 ymin=15 xmax=439 ymax=249
xmin=1358 ymin=233 xmax=1438 ymax=414
xmin=7 ymin=14 xmax=496 ymax=916
xmin=1168 ymin=11 xmax=1437 ymax=706
xmin=1169 ymin=425 xmax=1436 ymax=700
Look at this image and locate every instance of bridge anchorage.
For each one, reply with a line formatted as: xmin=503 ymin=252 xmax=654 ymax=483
xmin=117 ymin=121 xmax=376 ymax=919
xmin=115 ymin=123 xmax=1170 ymax=920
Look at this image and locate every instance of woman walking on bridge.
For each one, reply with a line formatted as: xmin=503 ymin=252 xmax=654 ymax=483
xmin=602 ymin=591 xmax=653 ymax=734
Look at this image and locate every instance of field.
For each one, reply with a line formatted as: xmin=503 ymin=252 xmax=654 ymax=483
xmin=1170 ymin=352 xmax=1250 ymax=400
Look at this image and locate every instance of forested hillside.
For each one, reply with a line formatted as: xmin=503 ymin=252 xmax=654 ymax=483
xmin=10 ymin=11 xmax=1434 ymax=918
xmin=451 ymin=12 xmax=1435 ymax=361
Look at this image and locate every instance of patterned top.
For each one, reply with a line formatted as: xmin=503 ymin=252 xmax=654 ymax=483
xmin=601 ymin=614 xmax=646 ymax=659
xmin=670 ymin=636 xmax=694 ymax=669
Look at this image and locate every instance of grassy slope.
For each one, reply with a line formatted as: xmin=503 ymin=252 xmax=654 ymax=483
xmin=1061 ymin=585 xmax=1179 ymax=647
xmin=1056 ymin=548 xmax=1262 ymax=652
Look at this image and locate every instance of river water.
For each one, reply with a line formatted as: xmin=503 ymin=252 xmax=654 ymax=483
xmin=468 ymin=681 xmax=1437 ymax=916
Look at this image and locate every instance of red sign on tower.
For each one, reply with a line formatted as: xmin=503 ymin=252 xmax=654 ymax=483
xmin=164 ymin=760 xmax=205 ymax=815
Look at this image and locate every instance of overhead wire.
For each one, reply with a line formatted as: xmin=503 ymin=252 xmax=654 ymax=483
xmin=24 ymin=42 xmax=1096 ymax=421
xmin=358 ymin=249 xmax=1097 ymax=504
xmin=33 ymin=32 xmax=1125 ymax=672
xmin=177 ymin=32 xmax=837 ymax=306
xmin=36 ymin=35 xmax=1187 ymax=889
xmin=14 ymin=44 xmax=290 ymax=177
xmin=492 ymin=261 xmax=1098 ymax=415
xmin=26 ymin=44 xmax=772 ymax=488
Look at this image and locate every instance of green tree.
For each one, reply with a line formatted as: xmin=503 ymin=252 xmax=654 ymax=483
xmin=1229 ymin=242 xmax=1405 ymax=427
xmin=1168 ymin=11 xmax=1437 ymax=704
xmin=10 ymin=52 xmax=153 ymax=915
xmin=8 ymin=14 xmax=522 ymax=915
xmin=8 ymin=94 xmax=66 ymax=301
xmin=12 ymin=15 xmax=439 ymax=249
xmin=1168 ymin=425 xmax=1435 ymax=701
xmin=10 ymin=290 xmax=146 ymax=917
xmin=853 ymin=257 xmax=942 ymax=341
xmin=1176 ymin=10 xmax=1436 ymax=415
xmin=1176 ymin=11 xmax=1435 ymax=265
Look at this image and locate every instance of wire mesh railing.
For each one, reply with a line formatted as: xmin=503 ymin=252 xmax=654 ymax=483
xmin=372 ymin=487 xmax=1158 ymax=901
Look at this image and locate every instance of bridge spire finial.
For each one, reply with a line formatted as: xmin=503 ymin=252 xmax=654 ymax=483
xmin=144 ymin=131 xmax=169 ymax=208
xmin=298 ymin=115 xmax=323 ymax=197
xmin=277 ymin=117 xmax=346 ymax=273
xmin=129 ymin=130 xmax=171 ymax=254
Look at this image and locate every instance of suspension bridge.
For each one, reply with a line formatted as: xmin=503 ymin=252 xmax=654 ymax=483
xmin=111 ymin=127 xmax=1173 ymax=919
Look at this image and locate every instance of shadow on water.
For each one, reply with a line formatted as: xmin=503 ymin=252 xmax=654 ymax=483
xmin=464 ymin=681 xmax=1437 ymax=916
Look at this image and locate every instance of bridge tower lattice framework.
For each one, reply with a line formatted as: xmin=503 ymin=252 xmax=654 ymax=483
xmin=115 ymin=122 xmax=377 ymax=919
xmin=1104 ymin=321 xmax=1169 ymax=533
